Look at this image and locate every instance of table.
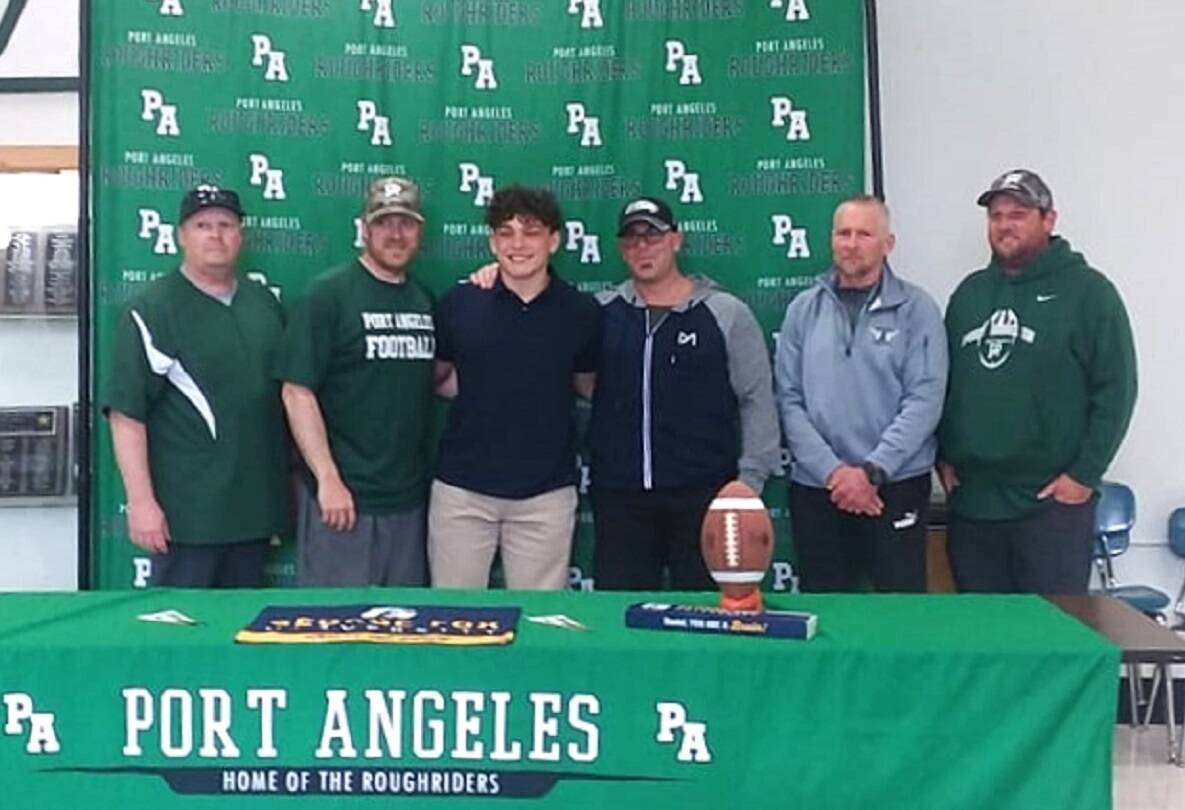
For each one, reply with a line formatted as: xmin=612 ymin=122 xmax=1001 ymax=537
xmin=0 ymin=590 xmax=1117 ymax=809
xmin=1048 ymin=594 xmax=1185 ymax=765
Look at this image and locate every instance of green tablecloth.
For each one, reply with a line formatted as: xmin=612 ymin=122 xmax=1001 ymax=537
xmin=0 ymin=590 xmax=1117 ymax=809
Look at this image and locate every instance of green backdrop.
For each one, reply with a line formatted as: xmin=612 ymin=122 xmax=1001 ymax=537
xmin=89 ymin=0 xmax=867 ymax=589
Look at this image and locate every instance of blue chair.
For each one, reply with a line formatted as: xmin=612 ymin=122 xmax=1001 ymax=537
xmin=1168 ymin=508 xmax=1185 ymax=629
xmin=1091 ymin=482 xmax=1173 ymax=732
xmin=1139 ymin=509 xmax=1185 ymax=764
xmin=1092 ymin=482 xmax=1171 ymax=618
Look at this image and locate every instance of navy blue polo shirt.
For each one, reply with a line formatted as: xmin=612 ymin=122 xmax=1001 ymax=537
xmin=434 ymin=271 xmax=602 ymax=498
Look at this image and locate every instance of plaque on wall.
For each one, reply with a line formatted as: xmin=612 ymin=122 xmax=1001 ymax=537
xmin=0 ymin=407 xmax=71 ymax=499
xmin=43 ymin=230 xmax=78 ymax=314
xmin=2 ymin=230 xmax=39 ymax=311
xmin=0 ymin=228 xmax=79 ymax=316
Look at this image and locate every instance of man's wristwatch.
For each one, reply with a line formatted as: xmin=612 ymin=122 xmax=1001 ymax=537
xmin=861 ymin=462 xmax=887 ymax=488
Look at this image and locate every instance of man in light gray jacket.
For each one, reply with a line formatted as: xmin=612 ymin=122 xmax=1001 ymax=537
xmin=774 ymin=195 xmax=947 ymax=592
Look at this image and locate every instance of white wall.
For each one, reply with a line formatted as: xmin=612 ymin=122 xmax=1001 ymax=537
xmin=879 ymin=0 xmax=1185 ymax=598
xmin=0 ymin=0 xmax=78 ymax=144
xmin=0 ymin=172 xmax=80 ymax=591
xmin=0 ymin=93 xmax=77 ymax=145
xmin=0 ymin=0 xmax=78 ymax=79
xmin=0 ymin=0 xmax=80 ymax=589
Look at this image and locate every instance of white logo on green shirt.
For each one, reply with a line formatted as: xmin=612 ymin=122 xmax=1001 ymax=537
xmin=961 ymin=308 xmax=1036 ymax=370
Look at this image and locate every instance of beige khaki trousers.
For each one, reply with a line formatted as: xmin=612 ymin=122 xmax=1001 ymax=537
xmin=427 ymin=480 xmax=577 ymax=590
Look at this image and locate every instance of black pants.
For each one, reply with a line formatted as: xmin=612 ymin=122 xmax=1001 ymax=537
xmin=591 ymin=485 xmax=719 ymax=591
xmin=789 ymin=474 xmax=931 ymax=593
xmin=150 ymin=539 xmax=271 ymax=588
xmin=946 ymin=499 xmax=1097 ymax=594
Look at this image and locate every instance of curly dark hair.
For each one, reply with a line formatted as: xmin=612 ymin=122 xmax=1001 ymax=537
xmin=485 ymin=184 xmax=563 ymax=232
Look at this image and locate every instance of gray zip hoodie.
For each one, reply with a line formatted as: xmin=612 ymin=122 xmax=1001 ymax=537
xmin=774 ymin=264 xmax=947 ymax=487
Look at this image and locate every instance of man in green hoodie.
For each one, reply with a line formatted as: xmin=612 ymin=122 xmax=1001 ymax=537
xmin=938 ymin=169 xmax=1136 ymax=594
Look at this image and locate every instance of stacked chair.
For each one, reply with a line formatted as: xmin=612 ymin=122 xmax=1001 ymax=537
xmin=1092 ymin=483 xmax=1184 ymax=764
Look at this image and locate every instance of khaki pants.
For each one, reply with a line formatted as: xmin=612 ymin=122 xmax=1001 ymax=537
xmin=428 ymin=480 xmax=576 ymax=590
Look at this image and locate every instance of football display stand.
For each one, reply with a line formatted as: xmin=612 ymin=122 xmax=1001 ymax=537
xmin=625 ymin=602 xmax=818 ymax=641
xmin=621 ymin=481 xmax=817 ymax=641
xmin=700 ymin=480 xmax=775 ymax=612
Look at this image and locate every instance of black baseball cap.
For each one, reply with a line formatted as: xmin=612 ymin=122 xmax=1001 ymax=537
xmin=617 ymin=196 xmax=677 ymax=236
xmin=976 ymin=169 xmax=1053 ymax=210
xmin=179 ymin=185 xmax=245 ymax=224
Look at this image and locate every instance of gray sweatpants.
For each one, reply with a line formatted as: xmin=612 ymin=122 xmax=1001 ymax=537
xmin=946 ymin=498 xmax=1097 ymax=594
xmin=297 ymin=485 xmax=427 ymax=587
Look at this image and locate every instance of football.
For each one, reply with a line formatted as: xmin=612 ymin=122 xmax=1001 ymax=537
xmin=700 ymin=480 xmax=774 ymax=605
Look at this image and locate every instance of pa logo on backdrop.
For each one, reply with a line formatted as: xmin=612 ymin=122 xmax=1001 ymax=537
xmin=460 ymin=45 xmax=497 ymax=90
xmin=251 ymin=34 xmax=289 ymax=83
xmin=664 ymin=159 xmax=703 ymax=204
xmin=248 ymin=154 xmax=287 ymax=201
xmin=360 ymin=0 xmax=396 ymax=28
xmin=565 ymin=103 xmax=602 ymax=148
xmin=771 ymin=215 xmax=810 ymax=259
xmin=357 ymin=100 xmax=393 ymax=147
xmin=137 ymin=210 xmax=177 ymax=255
xmin=568 ymin=0 xmax=603 ymax=29
xmin=664 ymin=41 xmax=702 ymax=86
xmin=770 ymin=96 xmax=811 ymax=141
xmin=565 ymin=221 xmax=602 ymax=264
xmin=149 ymin=0 xmax=184 ymax=15
xmin=459 ymin=162 xmax=494 ymax=206
xmin=140 ymin=89 xmax=180 ymax=137
xmin=770 ymin=0 xmax=811 ymax=22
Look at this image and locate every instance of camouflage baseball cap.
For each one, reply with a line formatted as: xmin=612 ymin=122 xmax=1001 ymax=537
xmin=976 ymin=169 xmax=1053 ymax=210
xmin=364 ymin=176 xmax=425 ymax=223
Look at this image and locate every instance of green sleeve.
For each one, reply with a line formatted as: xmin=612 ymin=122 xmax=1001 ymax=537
xmin=1066 ymin=279 xmax=1137 ymax=487
xmin=102 ymin=305 xmax=166 ymax=421
xmin=937 ymin=282 xmax=968 ymax=460
xmin=273 ymin=281 xmax=337 ymax=390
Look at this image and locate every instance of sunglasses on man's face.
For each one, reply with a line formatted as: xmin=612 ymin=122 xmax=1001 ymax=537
xmin=619 ymin=230 xmax=667 ymax=247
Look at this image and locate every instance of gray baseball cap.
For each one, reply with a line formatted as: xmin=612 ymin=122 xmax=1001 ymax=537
xmin=364 ymin=176 xmax=425 ymax=223
xmin=976 ymin=169 xmax=1053 ymax=209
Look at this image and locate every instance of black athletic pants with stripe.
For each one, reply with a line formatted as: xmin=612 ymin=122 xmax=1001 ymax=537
xmin=789 ymin=474 xmax=931 ymax=593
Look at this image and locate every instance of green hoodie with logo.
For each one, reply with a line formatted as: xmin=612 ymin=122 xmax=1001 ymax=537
xmin=939 ymin=236 xmax=1137 ymax=520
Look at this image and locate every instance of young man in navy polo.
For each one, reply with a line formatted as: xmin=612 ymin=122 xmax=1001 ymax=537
xmin=429 ymin=185 xmax=602 ymax=590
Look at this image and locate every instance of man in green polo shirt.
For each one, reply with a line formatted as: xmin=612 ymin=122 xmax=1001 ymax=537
xmin=275 ymin=176 xmax=436 ymax=586
xmin=104 ymin=185 xmax=289 ymax=588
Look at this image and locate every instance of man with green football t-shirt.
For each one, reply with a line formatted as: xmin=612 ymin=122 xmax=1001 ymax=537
xmin=105 ymin=185 xmax=289 ymax=588
xmin=939 ymin=169 xmax=1137 ymax=594
xmin=276 ymin=176 xmax=437 ymax=587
